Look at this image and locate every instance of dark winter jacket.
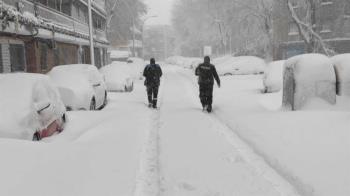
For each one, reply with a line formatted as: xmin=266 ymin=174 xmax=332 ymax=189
xmin=143 ymin=63 xmax=163 ymax=87
xmin=195 ymin=58 xmax=220 ymax=86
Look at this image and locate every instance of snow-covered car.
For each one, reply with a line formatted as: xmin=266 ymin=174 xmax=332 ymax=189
xmin=100 ymin=62 xmax=134 ymax=92
xmin=263 ymin=60 xmax=285 ymax=93
xmin=109 ymin=50 xmax=130 ymax=62
xmin=215 ymin=56 xmax=266 ymax=76
xmin=331 ymin=54 xmax=350 ymax=96
xmin=0 ymin=73 xmax=66 ymax=141
xmin=126 ymin=57 xmax=146 ymax=80
xmin=48 ymin=64 xmax=108 ymax=111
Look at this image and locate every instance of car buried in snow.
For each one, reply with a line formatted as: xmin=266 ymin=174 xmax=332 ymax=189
xmin=48 ymin=64 xmax=108 ymax=111
xmin=0 ymin=73 xmax=66 ymax=141
xmin=100 ymin=62 xmax=134 ymax=92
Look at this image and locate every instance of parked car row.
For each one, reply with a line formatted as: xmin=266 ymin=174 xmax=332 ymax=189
xmin=0 ymin=60 xmax=141 ymax=141
xmin=263 ymin=53 xmax=350 ymax=110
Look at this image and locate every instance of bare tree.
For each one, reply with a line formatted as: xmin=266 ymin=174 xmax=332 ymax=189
xmin=286 ymin=0 xmax=334 ymax=55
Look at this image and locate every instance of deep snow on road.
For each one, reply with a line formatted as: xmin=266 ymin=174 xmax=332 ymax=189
xmin=1 ymin=65 xmax=349 ymax=196
xmin=156 ymin=67 xmax=296 ymax=196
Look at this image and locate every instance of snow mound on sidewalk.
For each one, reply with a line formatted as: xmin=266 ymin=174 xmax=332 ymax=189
xmin=331 ymin=54 xmax=350 ymax=96
xmin=283 ymin=53 xmax=336 ymax=110
xmin=263 ymin=60 xmax=285 ymax=93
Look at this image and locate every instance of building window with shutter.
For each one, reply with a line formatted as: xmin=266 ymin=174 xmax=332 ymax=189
xmin=9 ymin=44 xmax=26 ymax=72
xmin=61 ymin=0 xmax=72 ymax=16
xmin=40 ymin=42 xmax=48 ymax=71
xmin=288 ymin=23 xmax=299 ymax=35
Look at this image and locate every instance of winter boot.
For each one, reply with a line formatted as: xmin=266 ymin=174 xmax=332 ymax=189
xmin=152 ymin=99 xmax=158 ymax=109
xmin=202 ymin=104 xmax=208 ymax=111
xmin=148 ymin=103 xmax=152 ymax=108
xmin=207 ymin=105 xmax=212 ymax=113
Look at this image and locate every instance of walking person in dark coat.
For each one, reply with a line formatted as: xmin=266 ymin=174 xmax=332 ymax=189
xmin=143 ymin=58 xmax=163 ymax=108
xmin=195 ymin=56 xmax=220 ymax=113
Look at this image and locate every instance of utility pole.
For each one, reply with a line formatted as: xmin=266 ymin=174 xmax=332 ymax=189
xmin=88 ymin=0 xmax=95 ymax=65
xmin=132 ymin=16 xmax=136 ymax=57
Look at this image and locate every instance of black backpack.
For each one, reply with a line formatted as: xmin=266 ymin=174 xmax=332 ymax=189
xmin=199 ymin=64 xmax=213 ymax=84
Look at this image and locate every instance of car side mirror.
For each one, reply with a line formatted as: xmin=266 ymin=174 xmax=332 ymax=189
xmin=35 ymin=101 xmax=51 ymax=114
xmin=93 ymin=83 xmax=101 ymax=87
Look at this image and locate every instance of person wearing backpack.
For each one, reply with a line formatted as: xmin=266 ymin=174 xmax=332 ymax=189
xmin=143 ymin=58 xmax=163 ymax=108
xmin=195 ymin=56 xmax=221 ymax=113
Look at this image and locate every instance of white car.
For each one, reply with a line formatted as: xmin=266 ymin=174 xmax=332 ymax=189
xmin=100 ymin=62 xmax=134 ymax=92
xmin=0 ymin=73 xmax=66 ymax=140
xmin=48 ymin=64 xmax=108 ymax=111
xmin=215 ymin=56 xmax=266 ymax=76
xmin=263 ymin=60 xmax=285 ymax=93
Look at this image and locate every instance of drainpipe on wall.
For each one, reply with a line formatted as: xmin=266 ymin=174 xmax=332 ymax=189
xmin=88 ymin=0 xmax=95 ymax=65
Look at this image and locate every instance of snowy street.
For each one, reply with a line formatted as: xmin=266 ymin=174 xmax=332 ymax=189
xmin=2 ymin=0 xmax=350 ymax=195
xmin=0 ymin=65 xmax=291 ymax=196
xmin=1 ymin=64 xmax=350 ymax=196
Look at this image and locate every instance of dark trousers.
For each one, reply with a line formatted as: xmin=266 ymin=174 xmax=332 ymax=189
xmin=147 ymin=85 xmax=159 ymax=105
xmin=199 ymin=84 xmax=213 ymax=107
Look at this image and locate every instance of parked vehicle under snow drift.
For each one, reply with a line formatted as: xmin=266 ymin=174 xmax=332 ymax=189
xmin=0 ymin=73 xmax=66 ymax=140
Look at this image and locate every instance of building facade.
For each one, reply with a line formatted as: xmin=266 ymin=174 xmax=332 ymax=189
xmin=0 ymin=0 xmax=109 ymax=73
xmin=273 ymin=0 xmax=350 ymax=60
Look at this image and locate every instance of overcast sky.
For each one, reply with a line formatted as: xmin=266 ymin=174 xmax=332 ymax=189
xmin=143 ymin=0 xmax=174 ymax=25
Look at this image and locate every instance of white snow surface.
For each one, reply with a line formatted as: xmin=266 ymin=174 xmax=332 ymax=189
xmin=263 ymin=60 xmax=285 ymax=93
xmin=285 ymin=54 xmax=335 ymax=84
xmin=1 ymin=63 xmax=350 ymax=196
xmin=214 ymin=56 xmax=266 ymax=76
xmin=166 ymin=56 xmax=202 ymax=69
xmin=331 ymin=53 xmax=350 ymax=96
xmin=100 ymin=62 xmax=134 ymax=91
xmin=0 ymin=73 xmax=65 ymax=140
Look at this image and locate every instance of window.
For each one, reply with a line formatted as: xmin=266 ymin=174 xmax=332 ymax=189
xmin=0 ymin=44 xmax=2 ymax=73
xmin=37 ymin=0 xmax=72 ymax=16
xmin=39 ymin=42 xmax=48 ymax=71
xmin=37 ymin=0 xmax=48 ymax=5
xmin=321 ymin=21 xmax=332 ymax=32
xmin=321 ymin=0 xmax=333 ymax=6
xmin=94 ymin=48 xmax=101 ymax=68
xmin=288 ymin=23 xmax=299 ymax=35
xmin=61 ymin=0 xmax=72 ymax=16
xmin=48 ymin=0 xmax=58 ymax=10
xmin=345 ymin=2 xmax=350 ymax=17
xmin=9 ymin=44 xmax=25 ymax=72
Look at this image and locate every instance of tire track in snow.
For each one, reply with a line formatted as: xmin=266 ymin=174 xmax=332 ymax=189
xmin=133 ymin=74 xmax=167 ymax=196
xmin=178 ymin=68 xmax=301 ymax=196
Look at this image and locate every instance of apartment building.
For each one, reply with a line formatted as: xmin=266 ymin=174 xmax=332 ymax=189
xmin=0 ymin=0 xmax=109 ymax=73
xmin=273 ymin=0 xmax=350 ymax=59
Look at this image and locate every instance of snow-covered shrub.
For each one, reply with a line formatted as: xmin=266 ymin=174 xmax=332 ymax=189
xmin=263 ymin=60 xmax=285 ymax=93
xmin=214 ymin=56 xmax=266 ymax=76
xmin=282 ymin=54 xmax=336 ymax=110
xmin=330 ymin=54 xmax=350 ymax=96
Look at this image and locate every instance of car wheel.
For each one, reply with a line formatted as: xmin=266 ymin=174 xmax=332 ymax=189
xmin=62 ymin=113 xmax=67 ymax=123
xmin=33 ymin=132 xmax=41 ymax=141
xmin=129 ymin=82 xmax=134 ymax=92
xmin=103 ymin=91 xmax=108 ymax=105
xmin=90 ymin=98 xmax=96 ymax=110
